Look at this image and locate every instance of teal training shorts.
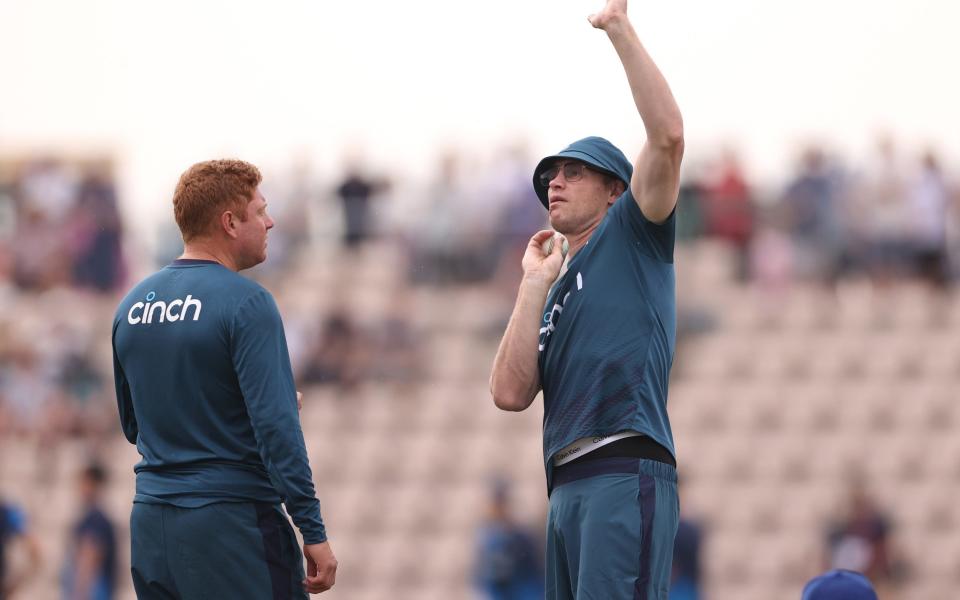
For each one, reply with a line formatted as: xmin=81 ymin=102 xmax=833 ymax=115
xmin=546 ymin=458 xmax=679 ymax=600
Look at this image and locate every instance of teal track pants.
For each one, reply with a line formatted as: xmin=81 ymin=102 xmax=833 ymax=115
xmin=130 ymin=502 xmax=307 ymax=600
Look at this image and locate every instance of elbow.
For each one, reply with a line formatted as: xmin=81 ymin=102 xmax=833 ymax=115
xmin=489 ymin=378 xmax=531 ymax=412
xmin=652 ymin=119 xmax=685 ymax=157
xmin=667 ymin=128 xmax=685 ymax=154
xmin=492 ymin=392 xmax=527 ymax=412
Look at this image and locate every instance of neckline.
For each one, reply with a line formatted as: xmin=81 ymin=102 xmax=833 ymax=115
xmin=170 ymin=259 xmax=221 ymax=266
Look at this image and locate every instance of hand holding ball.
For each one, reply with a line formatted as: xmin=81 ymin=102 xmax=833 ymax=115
xmin=523 ymin=230 xmax=568 ymax=284
xmin=542 ymin=233 xmax=570 ymax=259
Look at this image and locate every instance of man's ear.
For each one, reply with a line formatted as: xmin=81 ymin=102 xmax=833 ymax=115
xmin=220 ymin=210 xmax=239 ymax=239
xmin=608 ymin=180 xmax=625 ymax=204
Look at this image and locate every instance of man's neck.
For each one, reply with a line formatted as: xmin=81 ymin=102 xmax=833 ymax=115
xmin=563 ymin=219 xmax=603 ymax=260
xmin=180 ymin=241 xmax=238 ymax=272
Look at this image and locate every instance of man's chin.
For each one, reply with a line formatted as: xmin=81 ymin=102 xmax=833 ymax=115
xmin=237 ymin=254 xmax=267 ymax=272
xmin=548 ymin=217 xmax=571 ymax=235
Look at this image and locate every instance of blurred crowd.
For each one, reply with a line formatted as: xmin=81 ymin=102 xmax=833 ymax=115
xmin=0 ymin=136 xmax=957 ymax=598
xmin=0 ymin=158 xmax=125 ymax=295
xmin=3 ymin=138 xmax=958 ymax=442
xmin=679 ymin=138 xmax=959 ymax=292
xmin=0 ymin=159 xmax=123 ymax=466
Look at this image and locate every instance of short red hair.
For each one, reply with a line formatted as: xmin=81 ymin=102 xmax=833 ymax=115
xmin=172 ymin=159 xmax=262 ymax=242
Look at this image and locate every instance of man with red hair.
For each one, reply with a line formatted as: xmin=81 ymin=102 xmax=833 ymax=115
xmin=113 ymin=159 xmax=337 ymax=598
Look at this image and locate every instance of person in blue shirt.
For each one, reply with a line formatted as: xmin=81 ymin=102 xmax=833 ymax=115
xmin=112 ymin=159 xmax=337 ymax=598
xmin=61 ymin=463 xmax=117 ymax=600
xmin=489 ymin=1 xmax=684 ymax=598
xmin=473 ymin=479 xmax=544 ymax=600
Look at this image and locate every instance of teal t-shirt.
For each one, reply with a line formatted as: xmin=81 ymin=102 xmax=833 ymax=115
xmin=538 ymin=190 xmax=677 ymax=490
xmin=112 ymin=259 xmax=326 ymax=543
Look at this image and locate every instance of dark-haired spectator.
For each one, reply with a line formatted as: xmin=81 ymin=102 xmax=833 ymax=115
xmin=61 ymin=464 xmax=117 ymax=600
xmin=473 ymin=479 xmax=544 ymax=600
xmin=335 ymin=160 xmax=390 ymax=250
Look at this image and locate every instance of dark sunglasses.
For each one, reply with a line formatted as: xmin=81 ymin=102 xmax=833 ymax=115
xmin=538 ymin=162 xmax=595 ymax=188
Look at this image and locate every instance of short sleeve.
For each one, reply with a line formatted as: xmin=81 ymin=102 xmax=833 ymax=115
xmin=610 ymin=189 xmax=676 ymax=263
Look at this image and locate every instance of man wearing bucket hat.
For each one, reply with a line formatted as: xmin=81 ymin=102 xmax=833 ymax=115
xmin=489 ymin=0 xmax=684 ymax=598
xmin=802 ymin=570 xmax=879 ymax=600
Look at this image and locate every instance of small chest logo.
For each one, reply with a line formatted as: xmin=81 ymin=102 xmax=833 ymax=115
xmin=127 ymin=292 xmax=202 ymax=325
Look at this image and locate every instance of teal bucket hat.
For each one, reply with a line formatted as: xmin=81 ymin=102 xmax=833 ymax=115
xmin=532 ymin=136 xmax=633 ymax=208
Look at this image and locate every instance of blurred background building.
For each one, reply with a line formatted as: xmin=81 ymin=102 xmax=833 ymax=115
xmin=2 ymin=1 xmax=959 ymax=599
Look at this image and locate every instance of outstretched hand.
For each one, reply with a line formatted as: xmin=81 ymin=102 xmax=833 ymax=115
xmin=588 ymin=0 xmax=628 ymax=30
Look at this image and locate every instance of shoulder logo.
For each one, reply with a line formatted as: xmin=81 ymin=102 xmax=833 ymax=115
xmin=127 ymin=292 xmax=202 ymax=325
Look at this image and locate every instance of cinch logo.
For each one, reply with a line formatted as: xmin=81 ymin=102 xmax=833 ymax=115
xmin=127 ymin=291 xmax=202 ymax=325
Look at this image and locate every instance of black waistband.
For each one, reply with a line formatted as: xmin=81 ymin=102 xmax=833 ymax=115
xmin=549 ymin=436 xmax=678 ymax=495
xmin=558 ymin=435 xmax=676 ymax=470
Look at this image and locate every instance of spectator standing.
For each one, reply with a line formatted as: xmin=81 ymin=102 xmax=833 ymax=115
xmin=703 ymin=150 xmax=753 ymax=282
xmin=825 ymin=482 xmax=900 ymax=597
xmin=61 ymin=464 xmax=117 ymax=600
xmin=906 ymin=150 xmax=951 ymax=289
xmin=473 ymin=480 xmax=544 ymax=600
xmin=335 ymin=159 xmax=389 ymax=251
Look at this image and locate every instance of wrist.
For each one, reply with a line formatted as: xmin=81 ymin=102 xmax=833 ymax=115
xmin=521 ymin=273 xmax=554 ymax=292
xmin=302 ymin=524 xmax=327 ymax=545
xmin=602 ymin=14 xmax=632 ymax=37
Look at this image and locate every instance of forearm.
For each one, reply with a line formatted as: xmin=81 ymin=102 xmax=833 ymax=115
xmin=605 ymin=17 xmax=683 ymax=146
xmin=233 ymin=293 xmax=327 ymax=543
xmin=251 ymin=402 xmax=327 ymax=543
xmin=490 ymin=276 xmax=551 ymax=411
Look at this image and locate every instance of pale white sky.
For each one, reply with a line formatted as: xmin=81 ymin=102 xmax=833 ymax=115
xmin=1 ymin=0 xmax=958 ymax=248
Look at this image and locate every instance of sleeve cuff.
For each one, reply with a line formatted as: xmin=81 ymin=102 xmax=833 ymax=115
xmin=302 ymin=529 xmax=328 ymax=545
